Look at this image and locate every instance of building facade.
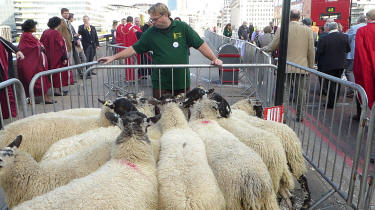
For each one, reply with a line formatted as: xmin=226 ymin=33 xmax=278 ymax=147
xmin=230 ymin=0 xmax=275 ymax=31
xmin=0 ymin=0 xmax=17 ymax=40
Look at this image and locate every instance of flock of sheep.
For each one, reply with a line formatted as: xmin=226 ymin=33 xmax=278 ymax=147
xmin=0 ymin=87 xmax=311 ymax=210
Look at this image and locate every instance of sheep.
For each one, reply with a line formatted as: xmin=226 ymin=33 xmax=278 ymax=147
xmin=189 ymin=97 xmax=279 ymax=210
xmin=207 ymin=93 xmax=295 ymax=203
xmin=41 ymin=124 xmax=161 ymax=163
xmin=231 ymin=98 xmax=311 ymax=208
xmin=0 ymin=135 xmax=112 ymax=208
xmin=13 ymin=111 xmax=158 ymax=210
xmin=157 ymin=98 xmax=225 ymax=210
xmin=0 ymin=104 xmax=117 ymax=162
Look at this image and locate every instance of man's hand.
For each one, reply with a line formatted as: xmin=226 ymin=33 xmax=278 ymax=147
xmin=211 ymin=58 xmax=223 ymax=66
xmin=16 ymin=51 xmax=25 ymax=60
xmin=98 ymin=56 xmax=114 ymax=64
xmin=63 ymin=59 xmax=68 ymax=65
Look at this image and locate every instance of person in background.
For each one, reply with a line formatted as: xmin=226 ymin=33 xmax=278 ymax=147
xmin=111 ymin=20 xmax=118 ymax=45
xmin=134 ymin=17 xmax=142 ymax=31
xmin=238 ymin=21 xmax=249 ymax=40
xmin=344 ymin=15 xmax=366 ymax=100
xmin=115 ymin=18 xmax=126 ymax=51
xmin=17 ymin=19 xmax=55 ymax=104
xmin=248 ymin=23 xmax=254 ymax=40
xmin=256 ymin=26 xmax=273 ymax=48
xmin=223 ymin=23 xmax=232 ymax=38
xmin=269 ymin=21 xmax=278 ymax=34
xmin=315 ymin=22 xmax=350 ymax=108
xmin=56 ymin=8 xmax=74 ymax=66
xmin=78 ymin=15 xmax=99 ymax=62
xmin=0 ymin=36 xmax=24 ymax=122
xmin=353 ymin=9 xmax=375 ymax=119
xmin=261 ymin=9 xmax=315 ymax=122
xmin=302 ymin=18 xmax=318 ymax=46
xmin=41 ymin=16 xmax=75 ymax=96
xmin=68 ymin=13 xmax=88 ymax=78
xmin=250 ymin=28 xmax=262 ymax=44
xmin=98 ymin=3 xmax=222 ymax=99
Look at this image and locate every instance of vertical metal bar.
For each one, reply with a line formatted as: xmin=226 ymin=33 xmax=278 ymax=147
xmin=159 ymin=69 xmax=161 ymax=99
xmin=41 ymin=77 xmax=46 ymax=113
xmin=4 ymin=87 xmax=12 ymax=122
xmin=12 ymin=84 xmax=20 ymax=119
xmin=171 ymin=68 xmax=174 ymax=96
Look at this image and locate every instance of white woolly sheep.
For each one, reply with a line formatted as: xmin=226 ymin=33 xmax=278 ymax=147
xmin=232 ymin=98 xmax=311 ymax=208
xmin=41 ymin=125 xmax=161 ymax=163
xmin=157 ymin=101 xmax=225 ymax=210
xmin=189 ymin=98 xmax=279 ymax=210
xmin=13 ymin=111 xmax=158 ymax=210
xmin=0 ymin=105 xmax=115 ymax=162
xmin=0 ymin=135 xmax=112 ymax=208
xmin=207 ymin=93 xmax=295 ymax=207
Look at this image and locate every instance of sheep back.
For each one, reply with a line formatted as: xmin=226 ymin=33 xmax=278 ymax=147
xmin=158 ymin=128 xmax=225 ymax=210
xmin=189 ymin=119 xmax=278 ymax=210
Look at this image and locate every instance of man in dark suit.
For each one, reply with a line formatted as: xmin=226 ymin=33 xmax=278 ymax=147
xmin=78 ymin=15 xmax=99 ymax=62
xmin=316 ymin=22 xmax=350 ymax=108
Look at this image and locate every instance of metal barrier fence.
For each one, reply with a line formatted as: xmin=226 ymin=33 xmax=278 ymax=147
xmin=283 ymin=61 xmax=372 ymax=209
xmin=81 ymin=64 xmax=277 ymax=108
xmin=204 ymin=30 xmax=275 ymax=107
xmin=0 ymin=78 xmax=28 ymax=129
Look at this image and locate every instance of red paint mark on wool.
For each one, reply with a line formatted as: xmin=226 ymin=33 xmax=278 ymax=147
xmin=119 ymin=159 xmax=139 ymax=171
xmin=200 ymin=120 xmax=212 ymax=124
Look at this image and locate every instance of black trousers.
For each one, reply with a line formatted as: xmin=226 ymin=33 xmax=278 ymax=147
xmin=322 ymin=69 xmax=344 ymax=108
xmin=84 ymin=45 xmax=96 ymax=62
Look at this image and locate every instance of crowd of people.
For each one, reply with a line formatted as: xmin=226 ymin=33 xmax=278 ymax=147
xmin=219 ymin=9 xmax=375 ymax=122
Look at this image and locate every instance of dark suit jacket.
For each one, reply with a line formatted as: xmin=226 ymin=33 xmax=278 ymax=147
xmin=316 ymin=31 xmax=350 ymax=72
xmin=78 ymin=25 xmax=99 ymax=50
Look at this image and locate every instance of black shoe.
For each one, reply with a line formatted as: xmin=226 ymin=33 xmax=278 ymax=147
xmin=91 ymin=72 xmax=97 ymax=75
xmin=44 ymin=100 xmax=57 ymax=104
xmin=53 ymin=90 xmax=68 ymax=96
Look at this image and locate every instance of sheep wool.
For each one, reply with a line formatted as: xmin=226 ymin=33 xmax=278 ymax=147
xmin=158 ymin=103 xmax=225 ymax=210
xmin=0 ymin=106 xmax=113 ymax=162
xmin=0 ymin=138 xmax=112 ymax=208
xmin=231 ymin=99 xmax=306 ymax=178
xmin=189 ymin=99 xmax=278 ymax=210
xmin=13 ymin=113 xmax=158 ymax=210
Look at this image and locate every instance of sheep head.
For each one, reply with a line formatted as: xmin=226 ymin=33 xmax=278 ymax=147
xmin=248 ymin=97 xmax=263 ymax=118
xmin=105 ymin=111 xmax=160 ymax=144
xmin=98 ymin=98 xmax=138 ymax=116
xmin=0 ymin=135 xmax=22 ymax=170
xmin=208 ymin=92 xmax=231 ymax=118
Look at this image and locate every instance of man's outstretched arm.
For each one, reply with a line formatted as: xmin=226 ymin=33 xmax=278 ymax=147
xmin=98 ymin=46 xmax=137 ymax=64
xmin=197 ymin=42 xmax=223 ymax=66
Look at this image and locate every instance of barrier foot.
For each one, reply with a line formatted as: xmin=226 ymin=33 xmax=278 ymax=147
xmin=309 ymin=189 xmax=335 ymax=210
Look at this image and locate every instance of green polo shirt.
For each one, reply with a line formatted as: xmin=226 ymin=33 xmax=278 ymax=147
xmin=132 ymin=19 xmax=204 ymax=90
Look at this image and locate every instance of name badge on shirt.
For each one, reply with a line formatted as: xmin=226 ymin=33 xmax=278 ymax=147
xmin=173 ymin=42 xmax=179 ymax=48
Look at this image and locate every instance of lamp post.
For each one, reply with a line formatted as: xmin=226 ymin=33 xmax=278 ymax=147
xmin=274 ymin=0 xmax=291 ymax=106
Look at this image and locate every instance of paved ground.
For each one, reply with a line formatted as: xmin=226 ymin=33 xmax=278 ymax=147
xmin=0 ymin=45 xmax=370 ymax=209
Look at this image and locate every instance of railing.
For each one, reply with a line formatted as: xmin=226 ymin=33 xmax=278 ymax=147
xmin=283 ymin=61 xmax=371 ymax=209
xmin=0 ymin=78 xmax=28 ymax=129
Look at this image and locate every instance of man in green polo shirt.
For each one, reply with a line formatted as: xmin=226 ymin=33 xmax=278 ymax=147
xmin=98 ymin=3 xmax=222 ymax=99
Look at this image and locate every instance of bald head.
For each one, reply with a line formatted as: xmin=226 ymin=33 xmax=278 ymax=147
xmin=366 ymin=9 xmax=375 ymax=21
xmin=290 ymin=9 xmax=300 ymax=21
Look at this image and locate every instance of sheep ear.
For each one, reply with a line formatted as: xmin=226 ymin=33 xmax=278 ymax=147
xmin=8 ymin=135 xmax=22 ymax=148
xmin=105 ymin=112 xmax=119 ymax=125
xmin=98 ymin=98 xmax=106 ymax=104
xmin=147 ymin=114 xmax=161 ymax=124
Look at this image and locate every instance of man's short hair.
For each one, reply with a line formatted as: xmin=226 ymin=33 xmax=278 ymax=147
xmin=61 ymin=8 xmax=69 ymax=14
xmin=68 ymin=13 xmax=74 ymax=20
xmin=290 ymin=10 xmax=300 ymax=20
xmin=148 ymin=3 xmax=171 ymax=17
xmin=83 ymin=15 xmax=89 ymax=20
xmin=357 ymin=15 xmax=366 ymax=23
xmin=47 ymin=16 xmax=61 ymax=29
xmin=302 ymin=18 xmax=312 ymax=26
xmin=327 ymin=22 xmax=338 ymax=31
xmin=126 ymin=16 xmax=133 ymax=23
xmin=263 ymin=26 xmax=272 ymax=33
xmin=366 ymin=9 xmax=375 ymax=21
